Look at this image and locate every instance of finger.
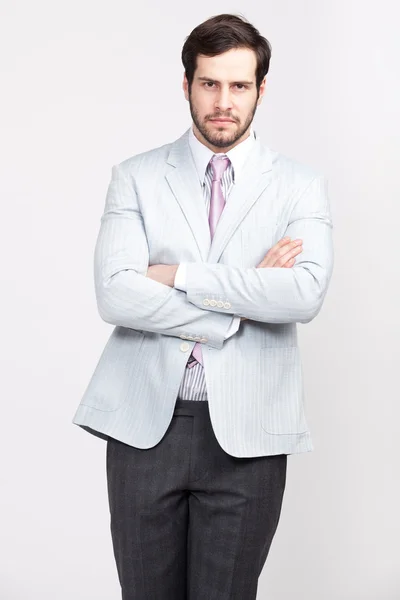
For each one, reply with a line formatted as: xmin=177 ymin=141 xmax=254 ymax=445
xmin=270 ymin=238 xmax=295 ymax=255
xmin=276 ymin=236 xmax=292 ymax=247
xmin=282 ymin=245 xmax=303 ymax=258
xmin=258 ymin=247 xmax=299 ymax=269
xmin=275 ymin=245 xmax=303 ymax=267
xmin=283 ymin=257 xmax=296 ymax=267
xmin=262 ymin=241 xmax=302 ymax=267
xmin=266 ymin=239 xmax=302 ymax=262
xmin=274 ymin=239 xmax=302 ymax=258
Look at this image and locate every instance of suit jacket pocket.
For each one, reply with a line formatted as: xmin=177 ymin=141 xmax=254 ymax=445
xmin=259 ymin=346 xmax=309 ymax=435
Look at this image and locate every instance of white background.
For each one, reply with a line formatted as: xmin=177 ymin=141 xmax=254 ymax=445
xmin=1 ymin=1 xmax=399 ymax=598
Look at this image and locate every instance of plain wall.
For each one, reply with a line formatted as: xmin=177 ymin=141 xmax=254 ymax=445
xmin=1 ymin=0 xmax=399 ymax=598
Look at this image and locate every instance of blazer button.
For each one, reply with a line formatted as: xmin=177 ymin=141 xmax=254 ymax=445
xmin=186 ymin=335 xmax=194 ymax=340
xmin=180 ymin=335 xmax=187 ymax=339
xmin=210 ymin=300 xmax=217 ymax=307
xmin=200 ymin=337 xmax=208 ymax=343
xmin=203 ymin=299 xmax=210 ymax=306
xmin=216 ymin=301 xmax=224 ymax=308
xmin=194 ymin=336 xmax=201 ymax=341
xmin=224 ymin=302 xmax=231 ymax=309
xmin=180 ymin=342 xmax=190 ymax=352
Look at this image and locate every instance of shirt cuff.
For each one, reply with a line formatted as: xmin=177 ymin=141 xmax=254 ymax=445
xmin=174 ymin=263 xmax=187 ymax=291
xmin=225 ymin=315 xmax=241 ymax=339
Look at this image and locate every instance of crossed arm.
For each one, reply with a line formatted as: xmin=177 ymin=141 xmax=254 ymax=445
xmin=147 ymin=175 xmax=334 ymax=324
xmin=146 ymin=237 xmax=305 ymax=322
xmin=94 ymin=164 xmax=333 ymax=346
xmin=94 ymin=164 xmax=239 ymax=350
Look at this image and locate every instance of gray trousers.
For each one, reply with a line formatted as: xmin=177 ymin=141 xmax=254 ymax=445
xmin=106 ymin=399 xmax=287 ymax=600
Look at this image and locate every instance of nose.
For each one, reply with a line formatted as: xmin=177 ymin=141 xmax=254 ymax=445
xmin=214 ymin=86 xmax=233 ymax=113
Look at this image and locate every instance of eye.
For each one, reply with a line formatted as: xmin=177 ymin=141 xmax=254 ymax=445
xmin=235 ymin=84 xmax=247 ymax=90
xmin=204 ymin=82 xmax=215 ymax=88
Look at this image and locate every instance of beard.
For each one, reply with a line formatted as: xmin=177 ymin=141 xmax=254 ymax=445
xmin=188 ymin=91 xmax=259 ymax=149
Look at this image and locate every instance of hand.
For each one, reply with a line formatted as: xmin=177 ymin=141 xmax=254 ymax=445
xmin=146 ymin=264 xmax=178 ymax=287
xmin=240 ymin=237 xmax=303 ymax=321
xmin=256 ymin=236 xmax=303 ymax=268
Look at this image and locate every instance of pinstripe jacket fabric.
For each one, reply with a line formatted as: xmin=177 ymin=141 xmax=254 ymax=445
xmin=72 ymin=127 xmax=334 ymax=457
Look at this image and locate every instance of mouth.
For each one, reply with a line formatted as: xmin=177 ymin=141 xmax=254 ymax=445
xmin=209 ymin=118 xmax=236 ymax=124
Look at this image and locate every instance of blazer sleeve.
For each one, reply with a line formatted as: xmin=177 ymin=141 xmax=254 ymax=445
xmin=94 ymin=163 xmax=234 ymax=349
xmin=182 ymin=174 xmax=334 ymax=324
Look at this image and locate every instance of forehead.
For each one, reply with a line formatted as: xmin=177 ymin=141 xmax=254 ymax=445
xmin=195 ymin=48 xmax=257 ymax=81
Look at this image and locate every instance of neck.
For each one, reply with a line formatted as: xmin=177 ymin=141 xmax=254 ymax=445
xmin=192 ymin=124 xmax=251 ymax=153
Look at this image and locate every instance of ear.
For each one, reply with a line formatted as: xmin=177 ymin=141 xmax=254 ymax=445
xmin=257 ymin=76 xmax=267 ymax=106
xmin=182 ymin=73 xmax=189 ymax=101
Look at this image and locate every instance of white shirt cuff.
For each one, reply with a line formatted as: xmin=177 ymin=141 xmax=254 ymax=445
xmin=174 ymin=263 xmax=187 ymax=291
xmin=225 ymin=315 xmax=241 ymax=339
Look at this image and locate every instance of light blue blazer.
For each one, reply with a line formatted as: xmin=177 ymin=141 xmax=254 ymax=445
xmin=72 ymin=128 xmax=334 ymax=457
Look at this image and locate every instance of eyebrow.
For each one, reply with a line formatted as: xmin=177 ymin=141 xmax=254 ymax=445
xmin=197 ymin=76 xmax=254 ymax=86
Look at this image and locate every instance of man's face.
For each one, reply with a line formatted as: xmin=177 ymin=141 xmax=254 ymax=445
xmin=183 ymin=47 xmax=266 ymax=152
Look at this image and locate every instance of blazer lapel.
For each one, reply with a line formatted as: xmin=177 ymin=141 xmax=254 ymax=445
xmin=165 ymin=129 xmax=211 ymax=262
xmin=165 ymin=128 xmax=274 ymax=265
xmin=207 ymin=138 xmax=274 ymax=264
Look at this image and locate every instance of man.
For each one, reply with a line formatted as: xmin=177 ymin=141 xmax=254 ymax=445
xmin=72 ymin=13 xmax=334 ymax=600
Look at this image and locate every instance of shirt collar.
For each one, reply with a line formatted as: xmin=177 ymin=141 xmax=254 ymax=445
xmin=188 ymin=124 xmax=256 ymax=185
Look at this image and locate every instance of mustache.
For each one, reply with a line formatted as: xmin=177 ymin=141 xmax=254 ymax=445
xmin=206 ymin=114 xmax=239 ymax=122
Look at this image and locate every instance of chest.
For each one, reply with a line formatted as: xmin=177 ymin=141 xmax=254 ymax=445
xmin=137 ymin=175 xmax=296 ymax=268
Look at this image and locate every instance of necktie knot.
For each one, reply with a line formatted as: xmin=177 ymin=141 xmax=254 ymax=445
xmin=210 ymin=154 xmax=230 ymax=182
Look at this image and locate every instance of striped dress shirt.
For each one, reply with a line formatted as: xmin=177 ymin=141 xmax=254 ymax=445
xmin=176 ymin=125 xmax=256 ymax=401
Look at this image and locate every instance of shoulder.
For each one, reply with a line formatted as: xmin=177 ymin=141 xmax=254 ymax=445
xmin=259 ymin=139 xmax=325 ymax=188
xmin=115 ymin=139 xmax=174 ymax=179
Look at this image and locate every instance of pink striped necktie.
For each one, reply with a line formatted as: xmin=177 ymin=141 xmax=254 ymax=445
xmin=187 ymin=154 xmax=231 ymax=369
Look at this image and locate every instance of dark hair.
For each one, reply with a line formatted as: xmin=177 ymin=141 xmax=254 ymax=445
xmin=182 ymin=14 xmax=272 ymax=92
